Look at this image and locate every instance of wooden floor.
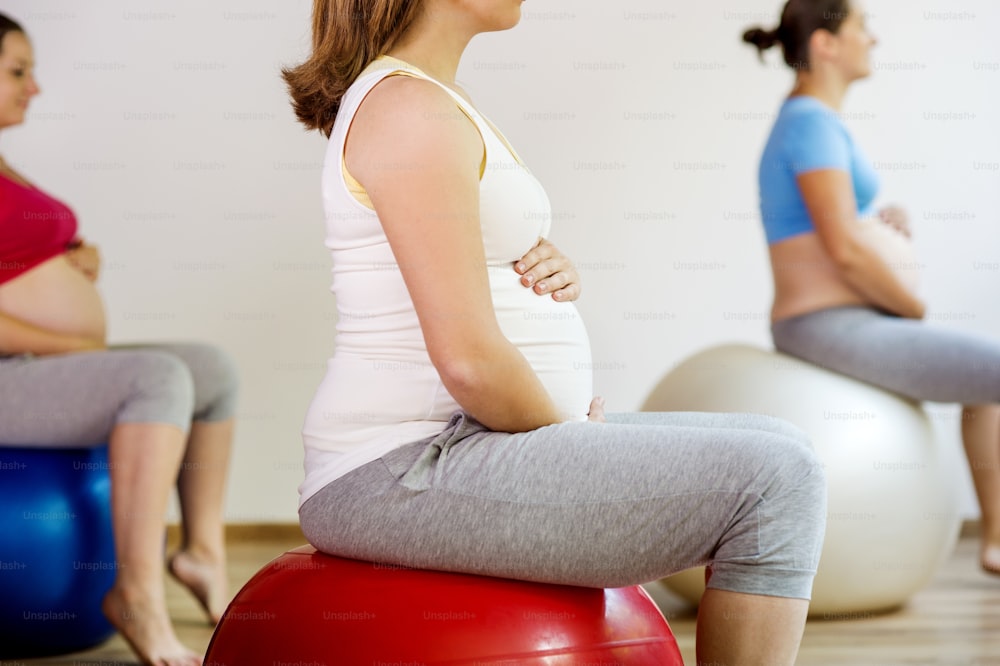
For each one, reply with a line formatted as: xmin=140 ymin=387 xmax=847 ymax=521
xmin=16 ymin=534 xmax=1000 ymax=665
xmin=649 ymin=537 xmax=1000 ymax=665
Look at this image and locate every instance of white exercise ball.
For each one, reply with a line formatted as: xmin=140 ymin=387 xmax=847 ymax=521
xmin=643 ymin=344 xmax=962 ymax=618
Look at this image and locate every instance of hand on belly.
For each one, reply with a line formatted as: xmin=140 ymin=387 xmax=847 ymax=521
xmin=857 ymin=219 xmax=921 ymax=293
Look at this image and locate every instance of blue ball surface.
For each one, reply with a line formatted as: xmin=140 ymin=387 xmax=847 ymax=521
xmin=0 ymin=446 xmax=117 ymax=658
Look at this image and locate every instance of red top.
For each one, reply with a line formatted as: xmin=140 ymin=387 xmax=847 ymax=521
xmin=0 ymin=173 xmax=78 ymax=285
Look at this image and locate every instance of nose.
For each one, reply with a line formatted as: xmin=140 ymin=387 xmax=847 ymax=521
xmin=26 ymin=74 xmax=40 ymax=96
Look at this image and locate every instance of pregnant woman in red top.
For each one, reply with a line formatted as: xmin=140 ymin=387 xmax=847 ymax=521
xmin=0 ymin=15 xmax=237 ymax=666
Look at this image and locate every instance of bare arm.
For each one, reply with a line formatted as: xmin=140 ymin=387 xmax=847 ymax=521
xmin=0 ymin=310 xmax=105 ymax=355
xmin=347 ymin=76 xmax=563 ymax=432
xmin=797 ymin=169 xmax=925 ymax=319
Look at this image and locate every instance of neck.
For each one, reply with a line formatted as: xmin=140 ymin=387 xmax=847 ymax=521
xmin=387 ymin=9 xmax=474 ymax=84
xmin=790 ymin=70 xmax=849 ymax=110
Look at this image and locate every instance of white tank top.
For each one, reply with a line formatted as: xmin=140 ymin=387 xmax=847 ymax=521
xmin=299 ymin=56 xmax=593 ymax=505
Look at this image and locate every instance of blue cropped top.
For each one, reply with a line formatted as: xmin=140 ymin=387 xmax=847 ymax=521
xmin=758 ymin=96 xmax=880 ymax=244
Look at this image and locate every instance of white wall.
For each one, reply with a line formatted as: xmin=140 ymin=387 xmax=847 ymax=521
xmin=4 ymin=0 xmax=997 ymax=522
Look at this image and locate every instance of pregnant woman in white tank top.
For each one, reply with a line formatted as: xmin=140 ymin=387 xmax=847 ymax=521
xmin=284 ymin=2 xmax=828 ymax=664
xmin=298 ymin=54 xmax=593 ymax=499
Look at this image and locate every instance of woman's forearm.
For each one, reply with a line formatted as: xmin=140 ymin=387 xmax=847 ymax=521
xmin=0 ymin=310 xmax=106 ymax=355
xmin=434 ymin=338 xmax=565 ymax=433
xmin=797 ymin=171 xmax=924 ymax=318
xmin=838 ymin=241 xmax=925 ymax=319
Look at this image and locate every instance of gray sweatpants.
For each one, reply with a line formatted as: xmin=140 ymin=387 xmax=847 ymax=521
xmin=0 ymin=342 xmax=239 ymax=446
xmin=299 ymin=411 xmax=827 ymax=600
xmin=772 ymin=306 xmax=1000 ymax=404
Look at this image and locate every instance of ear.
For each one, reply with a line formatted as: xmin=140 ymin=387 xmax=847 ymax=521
xmin=808 ymin=28 xmax=839 ymax=64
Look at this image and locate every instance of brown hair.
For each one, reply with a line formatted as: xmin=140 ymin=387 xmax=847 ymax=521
xmin=743 ymin=0 xmax=850 ymax=70
xmin=0 ymin=13 xmax=26 ymax=56
xmin=282 ymin=0 xmax=424 ymax=137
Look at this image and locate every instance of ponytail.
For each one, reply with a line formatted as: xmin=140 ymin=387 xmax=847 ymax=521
xmin=742 ymin=0 xmax=850 ymax=71
xmin=742 ymin=27 xmax=782 ymax=61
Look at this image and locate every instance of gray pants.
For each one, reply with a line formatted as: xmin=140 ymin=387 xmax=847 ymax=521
xmin=300 ymin=411 xmax=827 ymax=599
xmin=0 ymin=343 xmax=239 ymax=447
xmin=772 ymin=306 xmax=1000 ymax=404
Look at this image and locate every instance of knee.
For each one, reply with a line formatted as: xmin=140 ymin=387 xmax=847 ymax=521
xmin=775 ymin=432 xmax=825 ymax=490
xmin=119 ymin=352 xmax=195 ymax=429
xmin=765 ymin=434 xmax=828 ymax=536
xmin=160 ymin=343 xmax=240 ymax=421
xmin=191 ymin=345 xmax=240 ymax=421
xmin=213 ymin=347 xmax=240 ymax=396
xmin=749 ymin=413 xmax=811 ymax=444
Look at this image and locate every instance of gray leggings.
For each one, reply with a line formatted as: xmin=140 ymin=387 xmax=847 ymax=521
xmin=300 ymin=411 xmax=827 ymax=600
xmin=772 ymin=306 xmax=1000 ymax=404
xmin=0 ymin=343 xmax=239 ymax=447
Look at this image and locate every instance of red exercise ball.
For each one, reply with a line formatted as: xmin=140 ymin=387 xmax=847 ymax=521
xmin=206 ymin=546 xmax=684 ymax=665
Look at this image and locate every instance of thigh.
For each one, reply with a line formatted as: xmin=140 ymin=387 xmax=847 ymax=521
xmin=0 ymin=349 xmax=188 ymax=446
xmin=301 ymin=412 xmax=824 ymax=589
xmin=607 ymin=410 xmax=808 ymax=442
xmin=773 ymin=306 xmax=1000 ymax=404
xmin=113 ymin=342 xmax=238 ymax=421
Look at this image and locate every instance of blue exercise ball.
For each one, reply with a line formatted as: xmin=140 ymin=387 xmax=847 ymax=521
xmin=0 ymin=445 xmax=117 ymax=658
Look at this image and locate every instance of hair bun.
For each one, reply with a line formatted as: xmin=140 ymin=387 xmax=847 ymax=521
xmin=742 ymin=26 xmax=779 ymax=51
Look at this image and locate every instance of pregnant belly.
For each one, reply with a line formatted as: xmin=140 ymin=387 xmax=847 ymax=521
xmin=857 ymin=220 xmax=921 ymax=293
xmin=0 ymin=255 xmax=107 ymax=341
xmin=494 ymin=283 xmax=593 ymax=421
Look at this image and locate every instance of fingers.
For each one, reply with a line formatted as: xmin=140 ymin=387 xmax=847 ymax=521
xmin=548 ymin=282 xmax=580 ymax=302
xmin=518 ymin=257 xmax=559 ymax=288
xmin=887 ymin=218 xmax=911 ymax=238
xmin=64 ymin=246 xmax=101 ymax=282
xmin=516 ymin=239 xmax=566 ymax=280
xmin=514 ymin=237 xmax=549 ymax=274
xmin=587 ymin=396 xmax=606 ymax=423
xmin=526 ymin=265 xmax=569 ymax=291
xmin=526 ymin=264 xmax=581 ymax=301
xmin=879 ymin=206 xmax=911 ymax=236
xmin=515 ymin=238 xmax=581 ymax=301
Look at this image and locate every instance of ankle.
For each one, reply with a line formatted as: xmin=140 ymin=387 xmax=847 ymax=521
xmin=978 ymin=520 xmax=1000 ymax=544
xmin=177 ymin=542 xmax=225 ymax=565
xmin=108 ymin=579 xmax=166 ymax=606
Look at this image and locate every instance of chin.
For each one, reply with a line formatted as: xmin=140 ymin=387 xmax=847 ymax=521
xmin=853 ymin=63 xmax=873 ymax=81
xmin=496 ymin=3 xmax=523 ymax=30
xmin=498 ymin=15 xmax=521 ymax=31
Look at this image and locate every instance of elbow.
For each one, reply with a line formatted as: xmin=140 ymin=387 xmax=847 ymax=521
xmin=431 ymin=347 xmax=494 ymax=405
xmin=426 ymin=326 xmax=505 ymax=398
xmin=434 ymin=355 xmax=478 ymax=398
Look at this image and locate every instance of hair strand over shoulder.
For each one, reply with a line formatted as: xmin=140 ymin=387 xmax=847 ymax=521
xmin=282 ymin=0 xmax=423 ymax=137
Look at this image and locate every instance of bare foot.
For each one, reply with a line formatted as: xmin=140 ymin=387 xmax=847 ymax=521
xmin=981 ymin=542 xmax=1000 ymax=576
xmin=168 ymin=549 xmax=229 ymax=625
xmin=102 ymin=585 xmax=202 ymax=666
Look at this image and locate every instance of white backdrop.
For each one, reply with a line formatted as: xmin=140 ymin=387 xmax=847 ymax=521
xmin=3 ymin=0 xmax=997 ymax=522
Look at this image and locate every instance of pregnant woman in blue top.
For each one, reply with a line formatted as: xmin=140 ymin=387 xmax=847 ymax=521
xmin=745 ymin=0 xmax=1000 ymax=573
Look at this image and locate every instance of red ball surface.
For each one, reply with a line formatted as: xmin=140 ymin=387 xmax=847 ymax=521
xmin=206 ymin=546 xmax=683 ymax=665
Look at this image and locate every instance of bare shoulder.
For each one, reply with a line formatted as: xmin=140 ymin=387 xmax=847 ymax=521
xmin=353 ymin=75 xmax=476 ymax=144
xmin=363 ymin=74 xmax=439 ymax=108
xmin=345 ymin=76 xmax=485 ymax=188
